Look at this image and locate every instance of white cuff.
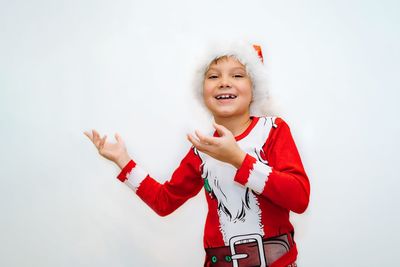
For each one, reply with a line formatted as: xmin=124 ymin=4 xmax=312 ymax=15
xmin=124 ymin=165 xmax=148 ymax=192
xmin=247 ymin=161 xmax=272 ymax=194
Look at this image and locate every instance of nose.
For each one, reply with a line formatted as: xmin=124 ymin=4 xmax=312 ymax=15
xmin=219 ymin=75 xmax=231 ymax=89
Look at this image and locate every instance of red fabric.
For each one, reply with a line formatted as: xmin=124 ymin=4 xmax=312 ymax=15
xmin=135 ymin=148 xmax=203 ymax=217
xmin=234 ymin=118 xmax=310 ymax=214
xmin=117 ymin=159 xmax=136 ymax=182
xmin=261 ymin=118 xmax=310 ymax=214
xmin=234 ymin=153 xmax=257 ymax=185
xmin=116 ymin=117 xmax=310 ymax=265
xmin=253 ymin=44 xmax=264 ymax=63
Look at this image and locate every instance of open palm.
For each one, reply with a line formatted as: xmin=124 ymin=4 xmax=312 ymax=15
xmin=84 ymin=129 xmax=127 ymax=163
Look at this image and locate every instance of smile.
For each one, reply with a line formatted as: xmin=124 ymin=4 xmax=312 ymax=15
xmin=215 ymin=94 xmax=237 ymax=100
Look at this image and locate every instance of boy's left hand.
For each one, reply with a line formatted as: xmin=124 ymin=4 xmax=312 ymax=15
xmin=187 ymin=122 xmax=246 ymax=169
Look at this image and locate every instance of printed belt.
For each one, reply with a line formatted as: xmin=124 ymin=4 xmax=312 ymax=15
xmin=205 ymin=232 xmax=295 ymax=267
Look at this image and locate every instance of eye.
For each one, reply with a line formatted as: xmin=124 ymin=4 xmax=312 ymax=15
xmin=207 ymin=75 xmax=218 ymax=79
xmin=233 ymin=74 xmax=244 ymax=78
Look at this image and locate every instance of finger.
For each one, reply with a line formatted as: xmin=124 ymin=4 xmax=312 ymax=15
xmin=187 ymin=133 xmax=199 ymax=146
xmin=115 ymin=133 xmax=125 ymax=145
xmin=195 ymin=130 xmax=218 ymax=146
xmin=187 ymin=134 xmax=218 ymax=160
xmin=188 ymin=134 xmax=207 ymax=152
xmin=83 ymin=131 xmax=93 ymax=141
xmin=187 ymin=133 xmax=209 ymax=152
xmin=92 ymin=129 xmax=98 ymax=140
xmin=93 ymin=129 xmax=102 ymax=138
xmin=92 ymin=130 xmax=102 ymax=148
xmin=213 ymin=122 xmax=230 ymax=137
xmin=99 ymin=135 xmax=107 ymax=150
xmin=91 ymin=130 xmax=98 ymax=147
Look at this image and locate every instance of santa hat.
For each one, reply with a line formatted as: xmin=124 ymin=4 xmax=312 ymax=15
xmin=192 ymin=41 xmax=273 ymax=116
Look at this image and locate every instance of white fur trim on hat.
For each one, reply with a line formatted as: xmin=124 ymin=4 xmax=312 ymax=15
xmin=192 ymin=41 xmax=274 ymax=116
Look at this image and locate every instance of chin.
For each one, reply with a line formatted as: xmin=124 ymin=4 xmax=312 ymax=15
xmin=212 ymin=109 xmax=239 ymax=118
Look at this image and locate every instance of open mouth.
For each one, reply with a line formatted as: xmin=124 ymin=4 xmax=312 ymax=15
xmin=215 ymin=94 xmax=237 ymax=100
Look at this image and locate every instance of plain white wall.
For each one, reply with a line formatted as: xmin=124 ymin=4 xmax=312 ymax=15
xmin=1 ymin=0 xmax=399 ymax=266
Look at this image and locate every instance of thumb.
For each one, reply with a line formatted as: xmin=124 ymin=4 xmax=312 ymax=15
xmin=213 ymin=122 xmax=230 ymax=137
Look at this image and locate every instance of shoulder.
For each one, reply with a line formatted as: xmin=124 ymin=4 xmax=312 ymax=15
xmin=273 ymin=117 xmax=291 ymax=130
xmin=256 ymin=116 xmax=290 ymax=130
xmin=257 ymin=116 xmax=293 ymax=146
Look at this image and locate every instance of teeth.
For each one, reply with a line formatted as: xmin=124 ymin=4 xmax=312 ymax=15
xmin=216 ymin=94 xmax=237 ymax=100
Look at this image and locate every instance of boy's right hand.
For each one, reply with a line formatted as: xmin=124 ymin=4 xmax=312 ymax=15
xmin=83 ymin=130 xmax=132 ymax=169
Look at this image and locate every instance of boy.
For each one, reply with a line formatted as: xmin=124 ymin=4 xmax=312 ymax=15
xmin=84 ymin=42 xmax=310 ymax=267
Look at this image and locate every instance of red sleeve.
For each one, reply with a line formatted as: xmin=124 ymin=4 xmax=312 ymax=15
xmin=234 ymin=118 xmax=310 ymax=214
xmin=116 ymin=147 xmax=204 ymax=217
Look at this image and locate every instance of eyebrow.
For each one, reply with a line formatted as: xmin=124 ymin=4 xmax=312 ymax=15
xmin=206 ymin=67 xmax=246 ymax=73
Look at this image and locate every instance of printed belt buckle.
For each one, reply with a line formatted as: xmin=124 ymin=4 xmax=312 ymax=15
xmin=229 ymin=234 xmax=266 ymax=267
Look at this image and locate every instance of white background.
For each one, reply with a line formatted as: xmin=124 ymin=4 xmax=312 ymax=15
xmin=1 ymin=0 xmax=399 ymax=266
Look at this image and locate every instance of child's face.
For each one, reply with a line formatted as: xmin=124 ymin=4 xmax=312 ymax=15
xmin=203 ymin=56 xmax=252 ymax=119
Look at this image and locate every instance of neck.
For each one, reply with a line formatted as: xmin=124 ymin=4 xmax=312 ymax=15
xmin=214 ymin=113 xmax=252 ymax=137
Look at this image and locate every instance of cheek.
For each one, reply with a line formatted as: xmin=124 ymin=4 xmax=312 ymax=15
xmin=249 ymin=88 xmax=253 ymax=101
xmin=202 ymin=82 xmax=213 ymax=99
xmin=239 ymin=82 xmax=253 ymax=100
xmin=246 ymin=81 xmax=254 ymax=101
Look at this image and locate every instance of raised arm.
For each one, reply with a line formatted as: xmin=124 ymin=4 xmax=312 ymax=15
xmin=84 ymin=130 xmax=204 ymax=216
xmin=117 ymin=147 xmax=204 ymax=216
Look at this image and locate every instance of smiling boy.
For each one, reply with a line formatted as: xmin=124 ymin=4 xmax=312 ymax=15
xmin=84 ymin=42 xmax=310 ymax=267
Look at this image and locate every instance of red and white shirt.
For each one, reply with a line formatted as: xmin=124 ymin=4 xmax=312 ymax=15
xmin=117 ymin=116 xmax=310 ymax=257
